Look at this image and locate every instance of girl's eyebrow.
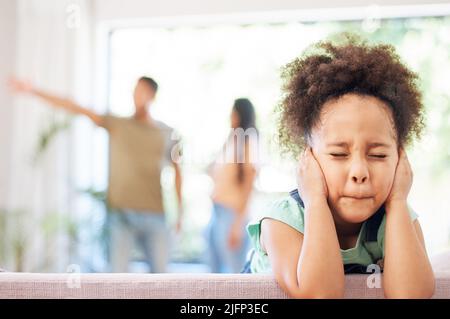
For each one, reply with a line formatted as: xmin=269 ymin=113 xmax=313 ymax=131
xmin=367 ymin=142 xmax=392 ymax=148
xmin=326 ymin=142 xmax=349 ymax=147
xmin=325 ymin=142 xmax=392 ymax=148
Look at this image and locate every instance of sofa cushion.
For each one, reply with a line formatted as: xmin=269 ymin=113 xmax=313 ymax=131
xmin=431 ymin=251 xmax=450 ymax=272
xmin=1 ymin=272 xmax=449 ymax=299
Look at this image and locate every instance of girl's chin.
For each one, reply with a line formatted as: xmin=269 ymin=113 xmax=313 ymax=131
xmin=339 ymin=213 xmax=373 ymax=224
xmin=332 ymin=204 xmax=377 ymax=224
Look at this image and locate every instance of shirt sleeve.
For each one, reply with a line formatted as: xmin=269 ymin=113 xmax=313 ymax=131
xmin=407 ymin=204 xmax=419 ymax=221
xmin=246 ymin=196 xmax=305 ymax=253
xmin=98 ymin=114 xmax=117 ymax=130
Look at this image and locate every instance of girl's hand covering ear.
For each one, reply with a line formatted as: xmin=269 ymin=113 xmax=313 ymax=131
xmin=386 ymin=148 xmax=413 ymax=206
xmin=296 ymin=147 xmax=329 ymax=209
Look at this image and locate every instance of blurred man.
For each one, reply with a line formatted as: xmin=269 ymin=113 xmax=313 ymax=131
xmin=9 ymin=76 xmax=183 ymax=273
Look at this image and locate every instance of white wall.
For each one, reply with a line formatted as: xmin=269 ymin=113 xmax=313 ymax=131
xmin=0 ymin=0 xmax=17 ymax=207
xmin=2 ymin=1 xmax=449 ymax=209
xmin=94 ymin=0 xmax=450 ymax=22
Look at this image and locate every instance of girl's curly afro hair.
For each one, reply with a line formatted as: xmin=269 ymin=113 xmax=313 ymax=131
xmin=277 ymin=34 xmax=425 ymax=157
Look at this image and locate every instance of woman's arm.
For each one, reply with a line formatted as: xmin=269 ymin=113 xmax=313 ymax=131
xmin=172 ymin=161 xmax=183 ymax=234
xmin=228 ymin=140 xmax=257 ymax=250
xmin=383 ymin=149 xmax=435 ymax=298
xmin=235 ymin=141 xmax=258 ymax=215
xmin=9 ymin=78 xmax=104 ymax=126
xmin=227 ymin=163 xmax=256 ymax=250
xmin=260 ymin=148 xmax=345 ymax=298
xmin=235 ymin=163 xmax=257 ymax=216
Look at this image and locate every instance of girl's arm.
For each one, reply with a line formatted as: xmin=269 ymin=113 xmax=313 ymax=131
xmin=383 ymin=202 xmax=435 ymax=298
xmin=383 ymin=149 xmax=435 ymax=298
xmin=260 ymin=147 xmax=345 ymax=298
xmin=262 ymin=198 xmax=344 ymax=299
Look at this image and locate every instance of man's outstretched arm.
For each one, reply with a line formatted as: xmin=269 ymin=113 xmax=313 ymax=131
xmin=9 ymin=78 xmax=104 ymax=126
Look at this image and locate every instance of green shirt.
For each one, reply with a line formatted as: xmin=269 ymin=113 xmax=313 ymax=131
xmin=246 ymin=195 xmax=418 ymax=273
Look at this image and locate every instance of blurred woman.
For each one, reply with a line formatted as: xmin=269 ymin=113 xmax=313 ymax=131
xmin=206 ymin=98 xmax=259 ymax=273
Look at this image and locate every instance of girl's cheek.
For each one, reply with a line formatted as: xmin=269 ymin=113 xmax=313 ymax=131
xmin=321 ymin=154 xmax=381 ymax=191
xmin=383 ymin=161 xmax=397 ymax=183
xmin=321 ymin=165 xmax=342 ymax=194
xmin=374 ymin=166 xmax=396 ymax=198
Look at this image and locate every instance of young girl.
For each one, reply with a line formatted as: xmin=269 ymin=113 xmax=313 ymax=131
xmin=245 ymin=36 xmax=435 ymax=298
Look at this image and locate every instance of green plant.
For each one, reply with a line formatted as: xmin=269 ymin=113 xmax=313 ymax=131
xmin=32 ymin=118 xmax=73 ymax=165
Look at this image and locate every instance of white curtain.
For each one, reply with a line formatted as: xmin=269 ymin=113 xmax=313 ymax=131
xmin=4 ymin=0 xmax=95 ymax=272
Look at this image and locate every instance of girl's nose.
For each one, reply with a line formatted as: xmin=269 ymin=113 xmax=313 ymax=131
xmin=352 ymin=175 xmax=367 ymax=184
xmin=349 ymin=159 xmax=369 ymax=184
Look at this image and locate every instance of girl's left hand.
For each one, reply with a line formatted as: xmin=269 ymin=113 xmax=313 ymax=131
xmin=386 ymin=148 xmax=413 ymax=206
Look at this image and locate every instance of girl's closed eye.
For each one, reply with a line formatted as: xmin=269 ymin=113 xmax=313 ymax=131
xmin=329 ymin=153 xmax=348 ymax=158
xmin=328 ymin=153 xmax=388 ymax=159
xmin=369 ymin=154 xmax=387 ymax=159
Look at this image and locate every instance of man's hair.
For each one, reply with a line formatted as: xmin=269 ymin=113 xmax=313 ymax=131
xmin=277 ymin=33 xmax=425 ymax=157
xmin=139 ymin=76 xmax=158 ymax=93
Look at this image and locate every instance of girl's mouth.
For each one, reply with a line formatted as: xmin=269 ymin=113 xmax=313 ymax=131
xmin=342 ymin=195 xmax=374 ymax=200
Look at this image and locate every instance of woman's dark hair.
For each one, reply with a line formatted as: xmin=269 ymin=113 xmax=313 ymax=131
xmin=231 ymin=98 xmax=258 ymax=184
xmin=233 ymin=98 xmax=256 ymax=130
xmin=139 ymin=76 xmax=158 ymax=93
xmin=277 ymin=34 xmax=425 ymax=157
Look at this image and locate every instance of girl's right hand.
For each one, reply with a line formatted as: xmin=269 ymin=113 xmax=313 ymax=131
xmin=296 ymin=147 xmax=329 ymax=209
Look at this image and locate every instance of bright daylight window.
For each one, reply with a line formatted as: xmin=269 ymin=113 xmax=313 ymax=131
xmin=107 ymin=16 xmax=450 ymax=269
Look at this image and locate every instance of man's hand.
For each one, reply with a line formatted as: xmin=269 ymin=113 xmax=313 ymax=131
xmin=386 ymin=148 xmax=413 ymax=207
xmin=296 ymin=147 xmax=329 ymax=210
xmin=8 ymin=77 xmax=104 ymax=126
xmin=8 ymin=77 xmax=34 ymax=94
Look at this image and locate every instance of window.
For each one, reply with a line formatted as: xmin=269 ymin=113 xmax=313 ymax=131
xmin=107 ymin=16 xmax=450 ymax=267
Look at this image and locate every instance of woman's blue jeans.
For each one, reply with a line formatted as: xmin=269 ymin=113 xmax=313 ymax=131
xmin=206 ymin=203 xmax=250 ymax=273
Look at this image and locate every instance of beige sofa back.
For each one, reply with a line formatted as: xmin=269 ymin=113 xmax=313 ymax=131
xmin=1 ymin=272 xmax=450 ymax=299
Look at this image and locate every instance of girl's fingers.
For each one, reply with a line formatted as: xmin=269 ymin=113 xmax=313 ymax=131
xmin=298 ymin=148 xmax=308 ymax=167
xmin=298 ymin=148 xmax=305 ymax=162
xmin=305 ymin=146 xmax=311 ymax=156
xmin=399 ymin=147 xmax=410 ymax=163
xmin=397 ymin=147 xmax=405 ymax=167
xmin=307 ymin=146 xmax=319 ymax=162
xmin=402 ymin=149 xmax=413 ymax=176
xmin=399 ymin=147 xmax=411 ymax=167
xmin=303 ymin=147 xmax=312 ymax=162
xmin=397 ymin=147 xmax=413 ymax=180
